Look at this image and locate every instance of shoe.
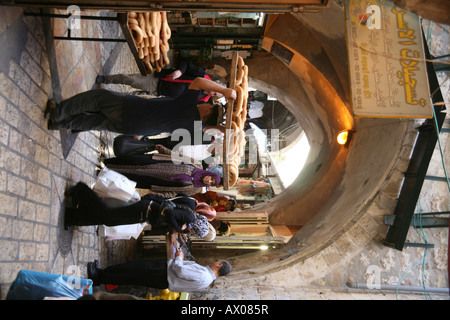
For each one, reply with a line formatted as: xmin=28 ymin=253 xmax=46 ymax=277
xmin=44 ymin=99 xmax=56 ymax=119
xmin=95 ymin=75 xmax=105 ymax=84
xmin=87 ymin=261 xmax=100 ymax=286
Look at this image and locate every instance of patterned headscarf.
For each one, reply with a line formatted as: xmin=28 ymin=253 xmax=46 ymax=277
xmin=188 ymin=213 xmax=210 ymax=239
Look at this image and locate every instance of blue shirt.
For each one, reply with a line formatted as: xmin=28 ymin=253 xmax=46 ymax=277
xmin=167 ymin=257 xmax=216 ymax=292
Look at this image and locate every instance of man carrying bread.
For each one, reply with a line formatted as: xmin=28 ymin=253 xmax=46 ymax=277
xmin=45 ymin=77 xmax=235 ymax=137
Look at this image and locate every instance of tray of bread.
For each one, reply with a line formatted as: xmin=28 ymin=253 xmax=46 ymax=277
xmin=119 ymin=11 xmax=171 ymax=75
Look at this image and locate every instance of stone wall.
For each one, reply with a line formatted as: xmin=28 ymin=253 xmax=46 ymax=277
xmin=192 ymin=116 xmax=449 ymax=300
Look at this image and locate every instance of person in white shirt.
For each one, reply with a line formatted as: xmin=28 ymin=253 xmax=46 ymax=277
xmin=87 ymin=245 xmax=231 ymax=292
xmin=166 ymin=250 xmax=227 ymax=292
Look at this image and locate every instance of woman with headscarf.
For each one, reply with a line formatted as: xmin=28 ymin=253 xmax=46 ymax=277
xmin=103 ymin=152 xmax=221 ymax=197
xmin=63 ymin=182 xmax=196 ymax=233
xmin=188 ymin=213 xmax=211 ymax=240
xmin=179 ymin=202 xmax=216 ymax=243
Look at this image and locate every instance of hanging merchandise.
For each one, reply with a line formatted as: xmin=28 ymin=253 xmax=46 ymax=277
xmin=127 ymin=11 xmax=171 ymax=74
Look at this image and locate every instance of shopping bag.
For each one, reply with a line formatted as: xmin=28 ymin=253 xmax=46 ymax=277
xmin=97 ymin=223 xmax=148 ymax=240
xmin=6 ymin=270 xmax=92 ymax=300
xmin=93 ymin=167 xmax=138 ymax=202
xmin=97 ymin=198 xmax=146 ymax=240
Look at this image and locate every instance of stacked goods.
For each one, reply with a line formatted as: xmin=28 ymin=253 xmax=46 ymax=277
xmin=127 ymin=11 xmax=171 ymax=74
xmin=237 ymin=179 xmax=270 ymax=196
xmin=227 ymin=55 xmax=249 ymax=187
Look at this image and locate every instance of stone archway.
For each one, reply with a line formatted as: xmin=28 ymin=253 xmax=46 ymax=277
xmin=193 ymin=5 xmax=411 ymax=281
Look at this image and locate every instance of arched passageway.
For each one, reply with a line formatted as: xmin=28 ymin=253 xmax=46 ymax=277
xmin=194 ymin=4 xmax=412 ymax=278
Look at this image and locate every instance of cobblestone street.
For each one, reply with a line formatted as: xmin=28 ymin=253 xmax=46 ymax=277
xmin=0 ymin=6 xmax=139 ymax=299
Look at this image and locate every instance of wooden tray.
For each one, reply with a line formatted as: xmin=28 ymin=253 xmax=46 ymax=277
xmin=222 ymin=51 xmax=239 ymax=190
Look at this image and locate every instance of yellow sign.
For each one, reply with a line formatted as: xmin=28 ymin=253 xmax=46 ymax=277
xmin=345 ymin=0 xmax=432 ymax=118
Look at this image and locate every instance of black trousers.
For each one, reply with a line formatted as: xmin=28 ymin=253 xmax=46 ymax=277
xmin=50 ymin=89 xmax=126 ymax=132
xmin=65 ymin=182 xmax=156 ymax=227
xmin=65 ymin=182 xmax=196 ymax=230
xmin=97 ymin=260 xmax=169 ymax=289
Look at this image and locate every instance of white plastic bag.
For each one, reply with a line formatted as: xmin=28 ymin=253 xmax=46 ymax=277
xmin=97 ymin=223 xmax=148 ymax=240
xmin=93 ymin=167 xmax=138 ymax=202
xmin=97 ymin=198 xmax=147 ymax=240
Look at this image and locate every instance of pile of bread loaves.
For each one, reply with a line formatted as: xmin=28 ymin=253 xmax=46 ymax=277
xmin=227 ymin=56 xmax=249 ymax=187
xmin=127 ymin=11 xmax=171 ymax=74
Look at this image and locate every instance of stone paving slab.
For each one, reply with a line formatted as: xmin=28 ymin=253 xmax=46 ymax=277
xmin=0 ymin=6 xmax=138 ymax=299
